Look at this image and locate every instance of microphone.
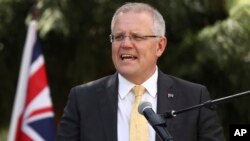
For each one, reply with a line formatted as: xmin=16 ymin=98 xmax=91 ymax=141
xmin=138 ymin=102 xmax=173 ymax=141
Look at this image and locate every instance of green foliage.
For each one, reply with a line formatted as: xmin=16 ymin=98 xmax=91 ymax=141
xmin=164 ymin=1 xmax=250 ymax=138
xmin=196 ymin=1 xmax=250 ymax=94
xmin=197 ymin=0 xmax=250 ymax=124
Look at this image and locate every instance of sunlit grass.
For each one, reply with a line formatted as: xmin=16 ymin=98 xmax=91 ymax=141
xmin=0 ymin=128 xmax=8 ymax=141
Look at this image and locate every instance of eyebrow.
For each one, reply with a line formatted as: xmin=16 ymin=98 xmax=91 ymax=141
xmin=112 ymin=32 xmax=152 ymax=35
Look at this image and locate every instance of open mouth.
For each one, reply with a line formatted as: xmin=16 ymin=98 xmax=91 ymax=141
xmin=120 ymin=54 xmax=137 ymax=60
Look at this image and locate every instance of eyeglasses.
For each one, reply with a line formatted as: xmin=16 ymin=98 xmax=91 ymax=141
xmin=109 ymin=34 xmax=161 ymax=42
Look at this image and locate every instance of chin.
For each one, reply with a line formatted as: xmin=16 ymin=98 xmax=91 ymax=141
xmin=117 ymin=69 xmax=137 ymax=77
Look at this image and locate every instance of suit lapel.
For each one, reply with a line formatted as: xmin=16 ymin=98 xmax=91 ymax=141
xmin=98 ymin=74 xmax=118 ymax=141
xmin=156 ymin=70 xmax=176 ymax=141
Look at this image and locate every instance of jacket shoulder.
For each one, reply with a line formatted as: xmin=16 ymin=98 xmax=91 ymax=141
xmin=167 ymin=74 xmax=206 ymax=89
xmin=74 ymin=74 xmax=116 ymax=91
xmin=159 ymin=71 xmax=210 ymax=101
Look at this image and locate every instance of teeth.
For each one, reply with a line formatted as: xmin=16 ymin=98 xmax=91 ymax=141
xmin=122 ymin=54 xmax=133 ymax=58
xmin=121 ymin=54 xmax=136 ymax=60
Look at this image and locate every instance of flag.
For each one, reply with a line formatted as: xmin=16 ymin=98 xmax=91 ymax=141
xmin=8 ymin=20 xmax=56 ymax=141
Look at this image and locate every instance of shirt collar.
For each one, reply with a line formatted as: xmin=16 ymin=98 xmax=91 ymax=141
xmin=118 ymin=67 xmax=158 ymax=99
xmin=118 ymin=74 xmax=135 ymax=99
xmin=142 ymin=69 xmax=158 ymax=98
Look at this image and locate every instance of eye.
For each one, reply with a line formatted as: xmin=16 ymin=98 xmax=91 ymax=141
xmin=131 ymin=34 xmax=145 ymax=41
xmin=114 ymin=35 xmax=125 ymax=41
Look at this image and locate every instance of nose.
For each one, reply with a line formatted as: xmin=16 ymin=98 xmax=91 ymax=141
xmin=120 ymin=36 xmax=133 ymax=48
xmin=121 ymin=36 xmax=132 ymax=42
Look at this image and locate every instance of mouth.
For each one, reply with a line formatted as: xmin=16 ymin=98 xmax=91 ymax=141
xmin=120 ymin=54 xmax=137 ymax=60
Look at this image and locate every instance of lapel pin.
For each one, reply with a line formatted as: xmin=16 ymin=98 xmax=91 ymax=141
xmin=168 ymin=93 xmax=174 ymax=98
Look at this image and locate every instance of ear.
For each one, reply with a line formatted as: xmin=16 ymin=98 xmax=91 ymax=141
xmin=156 ymin=36 xmax=167 ymax=57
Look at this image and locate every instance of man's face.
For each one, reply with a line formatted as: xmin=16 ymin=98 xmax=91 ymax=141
xmin=111 ymin=11 xmax=166 ymax=84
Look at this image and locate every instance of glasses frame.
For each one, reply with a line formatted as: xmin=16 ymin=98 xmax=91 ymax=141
xmin=109 ymin=34 xmax=161 ymax=43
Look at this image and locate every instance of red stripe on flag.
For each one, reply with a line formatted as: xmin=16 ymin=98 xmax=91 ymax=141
xmin=28 ymin=107 xmax=53 ymax=118
xmin=15 ymin=115 xmax=33 ymax=141
xmin=26 ymin=64 xmax=48 ymax=107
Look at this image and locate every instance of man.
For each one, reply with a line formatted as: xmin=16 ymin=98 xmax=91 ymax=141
xmin=57 ymin=2 xmax=225 ymax=141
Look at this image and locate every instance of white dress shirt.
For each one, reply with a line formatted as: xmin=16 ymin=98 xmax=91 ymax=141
xmin=117 ymin=69 xmax=158 ymax=141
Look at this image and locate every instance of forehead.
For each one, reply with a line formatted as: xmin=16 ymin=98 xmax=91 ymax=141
xmin=113 ymin=11 xmax=153 ymax=33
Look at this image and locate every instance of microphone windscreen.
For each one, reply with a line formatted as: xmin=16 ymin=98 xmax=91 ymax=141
xmin=138 ymin=101 xmax=152 ymax=114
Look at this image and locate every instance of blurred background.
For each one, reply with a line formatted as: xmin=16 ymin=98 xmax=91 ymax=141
xmin=0 ymin=0 xmax=250 ymax=140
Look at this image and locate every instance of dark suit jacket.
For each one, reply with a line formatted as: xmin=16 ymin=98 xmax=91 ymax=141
xmin=57 ymin=70 xmax=225 ymax=141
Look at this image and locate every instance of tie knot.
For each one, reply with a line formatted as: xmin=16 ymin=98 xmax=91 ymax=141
xmin=132 ymin=85 xmax=145 ymax=97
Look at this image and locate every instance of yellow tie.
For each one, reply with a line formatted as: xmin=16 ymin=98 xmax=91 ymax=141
xmin=130 ymin=85 xmax=150 ymax=141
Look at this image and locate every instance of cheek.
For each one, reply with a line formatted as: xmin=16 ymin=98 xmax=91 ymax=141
xmin=150 ymin=46 xmax=160 ymax=58
xmin=111 ymin=47 xmax=118 ymax=61
xmin=112 ymin=45 xmax=118 ymax=55
xmin=143 ymin=48 xmax=158 ymax=61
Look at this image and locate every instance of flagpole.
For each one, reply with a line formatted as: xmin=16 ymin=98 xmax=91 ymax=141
xmin=8 ymin=21 xmax=38 ymax=141
xmin=8 ymin=3 xmax=39 ymax=141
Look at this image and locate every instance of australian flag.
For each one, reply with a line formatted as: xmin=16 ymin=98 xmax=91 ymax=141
xmin=8 ymin=20 xmax=56 ymax=141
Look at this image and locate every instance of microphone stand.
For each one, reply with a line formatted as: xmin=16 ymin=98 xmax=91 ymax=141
xmin=162 ymin=90 xmax=250 ymax=119
xmin=139 ymin=102 xmax=173 ymax=141
xmin=147 ymin=113 xmax=173 ymax=141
